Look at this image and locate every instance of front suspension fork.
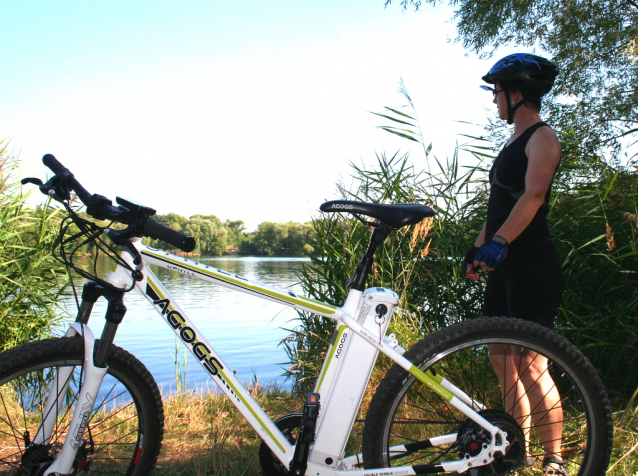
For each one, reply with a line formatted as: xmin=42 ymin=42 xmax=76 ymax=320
xmin=40 ymin=323 xmax=108 ymax=475
xmin=35 ymin=282 xmax=126 ymax=475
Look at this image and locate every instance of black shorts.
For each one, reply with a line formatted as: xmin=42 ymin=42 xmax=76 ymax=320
xmin=483 ymin=243 xmax=564 ymax=329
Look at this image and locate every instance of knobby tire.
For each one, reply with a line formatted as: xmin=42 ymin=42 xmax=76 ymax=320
xmin=0 ymin=337 xmax=164 ymax=475
xmin=362 ymin=318 xmax=613 ymax=475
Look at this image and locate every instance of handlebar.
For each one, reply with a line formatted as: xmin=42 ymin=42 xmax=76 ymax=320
xmin=41 ymin=154 xmax=196 ymax=253
xmin=142 ymin=219 xmax=196 ymax=252
xmin=43 ymin=154 xmax=93 ymax=204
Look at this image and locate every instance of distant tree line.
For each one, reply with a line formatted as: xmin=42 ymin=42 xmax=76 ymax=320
xmin=143 ymin=213 xmax=318 ymax=256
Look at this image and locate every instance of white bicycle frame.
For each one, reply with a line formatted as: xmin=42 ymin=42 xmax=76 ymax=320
xmin=43 ymin=237 xmax=509 ymax=476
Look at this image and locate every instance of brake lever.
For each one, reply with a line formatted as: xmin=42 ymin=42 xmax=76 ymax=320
xmin=21 ymin=176 xmax=66 ymax=202
xmin=21 ymin=177 xmax=44 ymax=186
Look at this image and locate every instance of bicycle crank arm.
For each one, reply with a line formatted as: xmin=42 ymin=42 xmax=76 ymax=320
xmin=43 ymin=324 xmax=109 ymax=476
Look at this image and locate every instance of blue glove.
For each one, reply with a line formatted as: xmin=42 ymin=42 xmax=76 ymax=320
xmin=474 ymin=236 xmax=508 ymax=269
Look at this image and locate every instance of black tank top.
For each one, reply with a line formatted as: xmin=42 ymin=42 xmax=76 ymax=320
xmin=485 ymin=122 xmax=556 ymax=254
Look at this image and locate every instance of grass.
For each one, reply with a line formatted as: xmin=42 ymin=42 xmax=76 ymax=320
xmin=152 ymin=365 xmax=384 ymax=476
xmin=153 ymin=381 xmax=638 ymax=476
xmin=154 ymin=383 xmax=638 ymax=476
xmin=154 ymin=383 xmax=301 ymax=476
xmin=0 ymin=369 xmax=636 ymax=474
xmin=0 ymin=140 xmax=69 ymax=352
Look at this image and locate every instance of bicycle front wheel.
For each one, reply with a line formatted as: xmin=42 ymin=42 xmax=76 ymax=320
xmin=0 ymin=336 xmax=164 ymax=475
xmin=362 ymin=318 xmax=612 ymax=475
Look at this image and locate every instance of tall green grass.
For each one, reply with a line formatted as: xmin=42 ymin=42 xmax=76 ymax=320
xmin=284 ymin=86 xmax=638 ymax=402
xmin=282 ymin=86 xmax=491 ymax=393
xmin=283 ymin=144 xmax=489 ymax=392
xmin=280 ymin=86 xmax=638 ymax=471
xmin=550 ymin=136 xmax=638 ymax=399
xmin=0 ymin=141 xmax=68 ymax=351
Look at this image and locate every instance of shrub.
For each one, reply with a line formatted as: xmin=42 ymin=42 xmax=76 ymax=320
xmin=0 ymin=142 xmax=68 ymax=351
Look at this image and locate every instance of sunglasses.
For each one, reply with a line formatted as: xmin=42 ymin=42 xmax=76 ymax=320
xmin=480 ymin=85 xmax=504 ymax=98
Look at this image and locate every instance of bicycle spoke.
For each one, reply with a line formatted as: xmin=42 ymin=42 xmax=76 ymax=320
xmin=0 ymin=338 xmax=162 ymax=474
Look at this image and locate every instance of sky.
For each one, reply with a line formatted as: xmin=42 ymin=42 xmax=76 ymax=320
xmin=1 ymin=1 xmax=521 ymax=230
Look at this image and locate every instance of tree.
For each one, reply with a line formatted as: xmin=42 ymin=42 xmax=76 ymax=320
xmin=189 ymin=215 xmax=229 ymax=256
xmin=281 ymin=222 xmax=317 ymax=255
xmin=387 ymin=0 xmax=638 ymax=164
xmin=153 ymin=213 xmax=190 ymax=232
xmin=247 ymin=222 xmax=289 ymax=256
xmin=238 ymin=221 xmax=316 ymax=256
xmin=224 ymin=219 xmax=247 ymax=249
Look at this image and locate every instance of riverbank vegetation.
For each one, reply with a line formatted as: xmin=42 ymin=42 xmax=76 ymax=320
xmin=283 ymin=87 xmax=637 ymax=471
xmin=143 ymin=214 xmax=317 ymax=257
xmin=153 ymin=384 xmax=304 ymax=476
xmin=157 ymin=382 xmax=637 ymax=476
xmin=0 ymin=140 xmax=68 ymax=352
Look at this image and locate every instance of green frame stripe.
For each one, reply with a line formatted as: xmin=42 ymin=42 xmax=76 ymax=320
xmin=409 ymin=365 xmax=454 ymax=402
xmin=427 ymin=369 xmax=443 ymax=384
xmin=218 ymin=369 xmax=286 ymax=452
xmin=315 ymin=325 xmax=347 ymax=392
xmin=142 ymin=250 xmax=336 ymax=315
xmin=146 ymin=278 xmax=165 ymax=301
xmin=146 ymin=275 xmax=286 ymax=452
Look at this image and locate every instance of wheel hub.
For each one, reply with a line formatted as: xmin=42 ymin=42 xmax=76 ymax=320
xmin=21 ymin=443 xmax=55 ymax=476
xmin=454 ymin=409 xmax=525 ymax=476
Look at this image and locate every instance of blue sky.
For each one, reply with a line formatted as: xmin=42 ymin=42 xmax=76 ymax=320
xmin=1 ymin=1 xmax=519 ymax=230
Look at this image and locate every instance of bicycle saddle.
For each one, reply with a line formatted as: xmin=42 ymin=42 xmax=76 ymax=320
xmin=320 ymin=200 xmax=435 ymax=229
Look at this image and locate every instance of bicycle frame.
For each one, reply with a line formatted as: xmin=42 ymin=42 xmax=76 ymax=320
xmin=44 ymin=237 xmax=510 ymax=476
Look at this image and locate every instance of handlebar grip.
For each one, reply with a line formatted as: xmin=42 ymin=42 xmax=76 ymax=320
xmin=143 ymin=219 xmax=196 ymax=253
xmin=42 ymin=154 xmax=66 ymax=174
xmin=42 ymin=154 xmax=93 ymax=204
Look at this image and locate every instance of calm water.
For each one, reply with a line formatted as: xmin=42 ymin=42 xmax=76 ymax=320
xmin=61 ymin=256 xmax=312 ymax=394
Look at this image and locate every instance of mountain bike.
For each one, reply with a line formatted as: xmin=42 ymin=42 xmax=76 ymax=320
xmin=0 ymin=155 xmax=612 ymax=475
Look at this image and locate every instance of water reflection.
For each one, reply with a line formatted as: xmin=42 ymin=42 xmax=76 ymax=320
xmin=61 ymin=255 xmax=311 ymax=394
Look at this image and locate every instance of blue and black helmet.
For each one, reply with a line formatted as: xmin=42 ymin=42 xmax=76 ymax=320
xmin=482 ymin=53 xmax=559 ymax=96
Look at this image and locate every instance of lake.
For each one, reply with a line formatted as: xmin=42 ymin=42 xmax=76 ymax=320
xmin=61 ymin=256 xmax=313 ymax=394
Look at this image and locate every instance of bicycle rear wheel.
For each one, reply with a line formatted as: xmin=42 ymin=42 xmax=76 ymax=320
xmin=0 ymin=336 xmax=164 ymax=475
xmin=362 ymin=318 xmax=612 ymax=475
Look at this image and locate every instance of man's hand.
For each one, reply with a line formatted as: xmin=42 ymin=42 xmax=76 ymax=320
xmin=464 ymin=245 xmax=480 ymax=282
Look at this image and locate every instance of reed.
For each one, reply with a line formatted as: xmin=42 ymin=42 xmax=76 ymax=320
xmin=284 ymin=144 xmax=489 ymax=393
xmin=279 ymin=85 xmax=637 ymax=471
xmin=0 ymin=140 xmax=68 ymax=351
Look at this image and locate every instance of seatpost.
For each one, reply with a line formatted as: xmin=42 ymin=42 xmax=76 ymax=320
xmin=347 ymin=225 xmax=392 ymax=291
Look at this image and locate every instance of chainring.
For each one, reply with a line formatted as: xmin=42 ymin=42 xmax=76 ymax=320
xmin=258 ymin=413 xmax=302 ymax=476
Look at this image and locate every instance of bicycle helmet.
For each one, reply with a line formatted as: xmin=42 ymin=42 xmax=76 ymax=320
xmin=482 ymin=53 xmax=559 ymax=124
